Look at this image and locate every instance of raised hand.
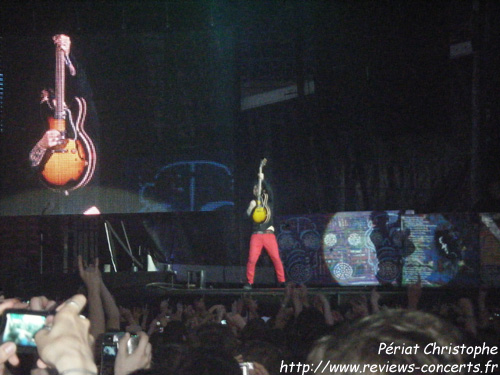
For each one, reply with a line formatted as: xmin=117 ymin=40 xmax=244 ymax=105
xmin=208 ymin=304 xmax=227 ymax=323
xmin=172 ymin=302 xmax=183 ymax=321
xmin=29 ymin=296 xmax=57 ymax=312
xmin=119 ymin=307 xmax=136 ymax=325
xmin=52 ymin=34 xmax=76 ymax=76
xmin=297 ymin=284 xmax=310 ymax=307
xmin=78 ymin=256 xmax=101 ymax=291
xmin=245 ymin=297 xmax=259 ymax=318
xmin=225 ymin=312 xmax=246 ymax=331
xmin=231 ymin=298 xmax=244 ymax=316
xmin=407 ymin=274 xmax=422 ymax=310
xmin=349 ymin=295 xmax=369 ymax=319
xmin=53 ymin=34 xmax=71 ymax=55
xmin=78 ymin=256 xmax=105 ymax=341
xmin=159 ymin=299 xmax=171 ymax=314
xmin=370 ymin=287 xmax=381 ymax=313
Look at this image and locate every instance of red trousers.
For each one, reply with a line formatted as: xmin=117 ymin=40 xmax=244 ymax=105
xmin=246 ymin=233 xmax=286 ymax=284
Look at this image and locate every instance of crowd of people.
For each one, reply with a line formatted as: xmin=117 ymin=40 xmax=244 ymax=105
xmin=0 ymin=257 xmax=499 ymax=375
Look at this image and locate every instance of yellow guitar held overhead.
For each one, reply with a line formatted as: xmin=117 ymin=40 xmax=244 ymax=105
xmin=252 ymin=158 xmax=270 ymax=224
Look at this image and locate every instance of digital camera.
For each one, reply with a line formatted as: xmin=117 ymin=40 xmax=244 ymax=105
xmin=102 ymin=332 xmax=139 ymax=357
xmin=0 ymin=309 xmax=49 ymax=353
xmin=100 ymin=332 xmax=139 ymax=375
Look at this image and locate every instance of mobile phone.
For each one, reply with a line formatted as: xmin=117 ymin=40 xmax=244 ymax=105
xmin=0 ymin=309 xmax=49 ymax=354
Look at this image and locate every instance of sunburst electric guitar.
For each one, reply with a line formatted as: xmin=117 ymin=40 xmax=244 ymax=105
xmin=39 ymin=38 xmax=96 ymax=193
xmin=252 ymin=158 xmax=270 ymax=224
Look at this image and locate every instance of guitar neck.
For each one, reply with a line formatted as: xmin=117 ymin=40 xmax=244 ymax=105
xmin=257 ymin=163 xmax=264 ymax=197
xmin=54 ymin=48 xmax=66 ymax=128
xmin=257 ymin=158 xmax=268 ymax=197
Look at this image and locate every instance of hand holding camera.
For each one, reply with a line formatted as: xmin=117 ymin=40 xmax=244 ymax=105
xmin=113 ymin=332 xmax=151 ymax=375
xmin=0 ymin=295 xmax=58 ymax=353
xmin=35 ymin=295 xmax=97 ymax=375
xmin=0 ymin=298 xmax=26 ymax=375
xmin=0 ymin=295 xmax=96 ymax=375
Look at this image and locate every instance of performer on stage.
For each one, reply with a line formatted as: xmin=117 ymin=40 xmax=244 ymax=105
xmin=244 ymin=163 xmax=286 ymax=290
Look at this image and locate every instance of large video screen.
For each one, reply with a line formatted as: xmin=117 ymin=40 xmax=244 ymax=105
xmin=479 ymin=213 xmax=500 ymax=287
xmin=276 ymin=211 xmax=406 ymax=286
xmin=0 ymin=32 xmax=235 ymax=216
xmin=276 ymin=211 xmax=482 ymax=287
xmin=401 ymin=213 xmax=480 ymax=287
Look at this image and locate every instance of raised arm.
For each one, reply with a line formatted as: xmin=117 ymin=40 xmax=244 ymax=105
xmin=370 ymin=287 xmax=381 ymax=314
xmin=314 ymin=293 xmax=334 ymax=326
xmin=78 ymin=256 xmax=105 ymax=341
xmin=477 ymin=287 xmax=490 ymax=329
xmin=99 ymin=276 xmax=121 ymax=332
xmin=458 ymin=297 xmax=477 ymax=337
xmin=407 ymin=275 xmax=422 ymax=310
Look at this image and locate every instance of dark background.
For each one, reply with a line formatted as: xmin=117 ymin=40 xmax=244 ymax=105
xmin=1 ymin=1 xmax=500 ymax=215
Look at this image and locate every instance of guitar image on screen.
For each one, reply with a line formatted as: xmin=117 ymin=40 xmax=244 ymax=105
xmin=252 ymin=158 xmax=270 ymax=224
xmin=36 ymin=35 xmax=96 ymax=193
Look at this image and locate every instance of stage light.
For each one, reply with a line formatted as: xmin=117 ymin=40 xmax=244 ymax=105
xmin=83 ymin=206 xmax=101 ymax=215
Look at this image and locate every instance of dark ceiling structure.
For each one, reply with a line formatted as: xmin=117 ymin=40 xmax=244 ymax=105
xmin=1 ymin=1 xmax=500 ymax=214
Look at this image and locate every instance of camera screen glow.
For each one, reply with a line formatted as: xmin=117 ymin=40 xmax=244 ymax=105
xmin=2 ymin=313 xmax=47 ymax=347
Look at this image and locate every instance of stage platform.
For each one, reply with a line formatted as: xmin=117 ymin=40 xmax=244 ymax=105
xmin=11 ymin=267 xmax=489 ymax=312
xmin=95 ymin=268 xmax=461 ymax=308
xmin=143 ymin=281 xmax=416 ymax=297
xmin=1 ymin=211 xmax=499 ymax=301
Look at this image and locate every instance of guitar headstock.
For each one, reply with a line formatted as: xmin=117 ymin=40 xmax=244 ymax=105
xmin=260 ymin=158 xmax=267 ymax=168
xmin=53 ymin=34 xmax=71 ymax=55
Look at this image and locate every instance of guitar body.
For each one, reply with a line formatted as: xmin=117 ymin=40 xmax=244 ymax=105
xmin=39 ymin=97 xmax=97 ymax=191
xmin=42 ymin=138 xmax=87 ymax=186
xmin=252 ymin=205 xmax=268 ymax=224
